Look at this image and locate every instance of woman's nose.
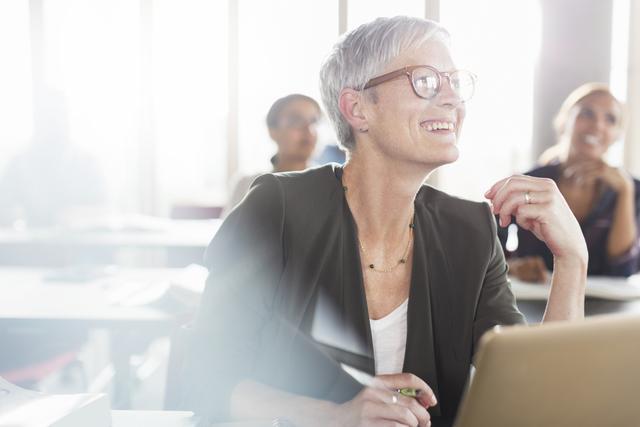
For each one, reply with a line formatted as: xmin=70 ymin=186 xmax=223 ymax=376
xmin=437 ymin=77 xmax=463 ymax=107
xmin=594 ymin=116 xmax=609 ymax=133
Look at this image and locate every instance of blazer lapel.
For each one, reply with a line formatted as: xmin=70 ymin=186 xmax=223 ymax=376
xmin=403 ymin=201 xmax=442 ymax=416
xmin=309 ymin=171 xmax=374 ymax=375
xmin=339 ymin=190 xmax=376 ymax=374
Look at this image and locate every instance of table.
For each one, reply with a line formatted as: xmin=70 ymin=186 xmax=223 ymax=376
xmin=0 ymin=266 xmax=207 ymax=408
xmin=112 ymin=410 xmax=196 ymax=427
xmin=0 ymin=267 xmax=200 ymax=326
xmin=111 ymin=411 xmax=274 ymax=427
xmin=0 ymin=217 xmax=221 ymax=267
xmin=510 ymin=276 xmax=640 ymax=323
xmin=0 ymin=217 xmax=221 ymax=248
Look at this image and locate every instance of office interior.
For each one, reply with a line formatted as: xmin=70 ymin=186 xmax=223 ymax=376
xmin=1 ymin=0 xmax=640 ymax=425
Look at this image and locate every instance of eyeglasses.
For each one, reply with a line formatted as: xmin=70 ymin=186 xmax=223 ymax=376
xmin=278 ymin=115 xmax=320 ymax=130
xmin=363 ymin=65 xmax=477 ymax=102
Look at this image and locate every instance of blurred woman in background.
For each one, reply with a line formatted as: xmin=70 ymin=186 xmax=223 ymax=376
xmin=501 ymin=83 xmax=640 ymax=282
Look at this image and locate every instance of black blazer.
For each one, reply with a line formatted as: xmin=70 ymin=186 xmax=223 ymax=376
xmin=183 ymin=164 xmax=525 ymax=427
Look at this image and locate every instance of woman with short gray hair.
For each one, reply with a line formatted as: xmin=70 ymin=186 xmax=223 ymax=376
xmin=185 ymin=16 xmax=587 ymax=427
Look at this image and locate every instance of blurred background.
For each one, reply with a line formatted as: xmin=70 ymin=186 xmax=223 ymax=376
xmin=0 ymin=0 xmax=639 ymax=412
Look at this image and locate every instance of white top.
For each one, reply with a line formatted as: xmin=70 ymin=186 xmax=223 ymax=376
xmin=369 ymin=298 xmax=409 ymax=375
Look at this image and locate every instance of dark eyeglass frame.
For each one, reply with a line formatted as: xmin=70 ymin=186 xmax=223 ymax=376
xmin=362 ymin=65 xmax=477 ymax=101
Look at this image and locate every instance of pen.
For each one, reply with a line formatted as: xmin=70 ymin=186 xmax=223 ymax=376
xmin=397 ymin=387 xmax=419 ymax=398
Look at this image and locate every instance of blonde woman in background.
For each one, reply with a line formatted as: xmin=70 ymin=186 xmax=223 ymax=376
xmin=500 ymin=83 xmax=640 ymax=282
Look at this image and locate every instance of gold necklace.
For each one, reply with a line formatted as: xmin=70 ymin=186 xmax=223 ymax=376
xmin=358 ymin=220 xmax=414 ymax=273
xmin=344 ymin=185 xmax=415 ymax=274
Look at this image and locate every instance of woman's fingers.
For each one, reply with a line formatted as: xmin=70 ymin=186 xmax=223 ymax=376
xmin=375 ymin=373 xmax=437 ymax=408
xmin=495 ymin=189 xmax=551 ymax=227
xmin=512 ymin=203 xmax=554 ymax=244
xmin=563 ymin=161 xmax=604 ymax=179
xmin=359 ymin=400 xmax=417 ymax=427
xmin=486 ymin=175 xmax=586 ymax=259
xmin=359 ymin=388 xmax=428 ymax=427
xmin=571 ymin=169 xmax=603 ymax=185
xmin=486 ymin=175 xmax=556 ymax=217
xmin=484 ymin=176 xmax=511 ymax=199
xmin=365 ymin=387 xmax=429 ymax=418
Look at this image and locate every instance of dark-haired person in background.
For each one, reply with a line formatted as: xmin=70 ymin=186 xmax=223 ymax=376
xmin=222 ymin=94 xmax=321 ymax=216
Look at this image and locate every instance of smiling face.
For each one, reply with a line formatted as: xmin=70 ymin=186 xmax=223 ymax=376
xmin=358 ymin=39 xmax=466 ymax=169
xmin=566 ymin=92 xmax=623 ymax=161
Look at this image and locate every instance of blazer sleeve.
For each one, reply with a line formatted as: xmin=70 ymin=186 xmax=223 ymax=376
xmin=181 ymin=173 xmax=286 ymax=422
xmin=472 ymin=204 xmax=526 ymax=353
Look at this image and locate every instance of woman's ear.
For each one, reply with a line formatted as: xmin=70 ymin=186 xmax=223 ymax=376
xmin=338 ymin=88 xmax=369 ymax=133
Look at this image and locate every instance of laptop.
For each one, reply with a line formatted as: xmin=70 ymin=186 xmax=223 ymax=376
xmin=454 ymin=314 xmax=640 ymax=427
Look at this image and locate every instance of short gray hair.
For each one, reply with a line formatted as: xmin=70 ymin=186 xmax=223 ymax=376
xmin=319 ymin=16 xmax=449 ymax=151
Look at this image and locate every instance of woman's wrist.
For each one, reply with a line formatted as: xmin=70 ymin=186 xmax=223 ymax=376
xmin=612 ymin=171 xmax=634 ymax=195
xmin=553 ymin=254 xmax=588 ymax=283
xmin=552 ymin=237 xmax=588 ymax=268
xmin=617 ymin=180 xmax=635 ymax=199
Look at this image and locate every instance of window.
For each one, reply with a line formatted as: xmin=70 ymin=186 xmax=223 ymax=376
xmin=438 ymin=0 xmax=542 ymax=200
xmin=0 ymin=1 xmax=32 ymax=172
xmin=43 ymin=0 xmax=142 ymax=210
xmin=607 ymin=0 xmax=630 ymax=167
xmin=237 ymin=0 xmax=338 ymax=176
xmin=7 ymin=1 xmax=605 ymax=214
xmin=153 ymin=0 xmax=228 ymax=208
xmin=348 ymin=0 xmax=424 ymax=30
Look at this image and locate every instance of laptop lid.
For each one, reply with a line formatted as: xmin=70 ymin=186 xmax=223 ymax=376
xmin=454 ymin=314 xmax=640 ymax=427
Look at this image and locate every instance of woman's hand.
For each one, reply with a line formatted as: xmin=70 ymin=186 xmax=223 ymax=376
xmin=563 ymin=160 xmax=634 ymax=194
xmin=486 ymin=176 xmax=587 ymax=321
xmin=329 ymin=373 xmax=437 ymax=427
xmin=507 ymin=256 xmax=550 ymax=283
xmin=485 ymin=175 xmax=587 ymax=264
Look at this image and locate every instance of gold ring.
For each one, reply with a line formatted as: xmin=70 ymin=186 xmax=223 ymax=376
xmin=524 ymin=191 xmax=532 ymax=204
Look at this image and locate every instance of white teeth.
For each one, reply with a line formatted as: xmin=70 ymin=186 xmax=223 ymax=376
xmin=423 ymin=121 xmax=455 ymax=131
xmin=585 ymin=135 xmax=599 ymax=145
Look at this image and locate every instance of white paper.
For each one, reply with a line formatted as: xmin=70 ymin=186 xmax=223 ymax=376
xmin=0 ymin=377 xmax=111 ymax=427
xmin=510 ymin=275 xmax=640 ymax=301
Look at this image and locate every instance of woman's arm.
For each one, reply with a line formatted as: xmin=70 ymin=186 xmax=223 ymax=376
xmin=564 ymin=161 xmax=639 ymax=275
xmin=606 ymin=180 xmax=638 ymax=261
xmin=486 ymin=175 xmax=587 ymax=322
xmin=543 ymin=255 xmax=587 ymax=321
xmin=183 ymin=174 xmax=287 ymax=421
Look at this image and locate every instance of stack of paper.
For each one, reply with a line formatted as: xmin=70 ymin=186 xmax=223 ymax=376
xmin=0 ymin=377 xmax=111 ymax=427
